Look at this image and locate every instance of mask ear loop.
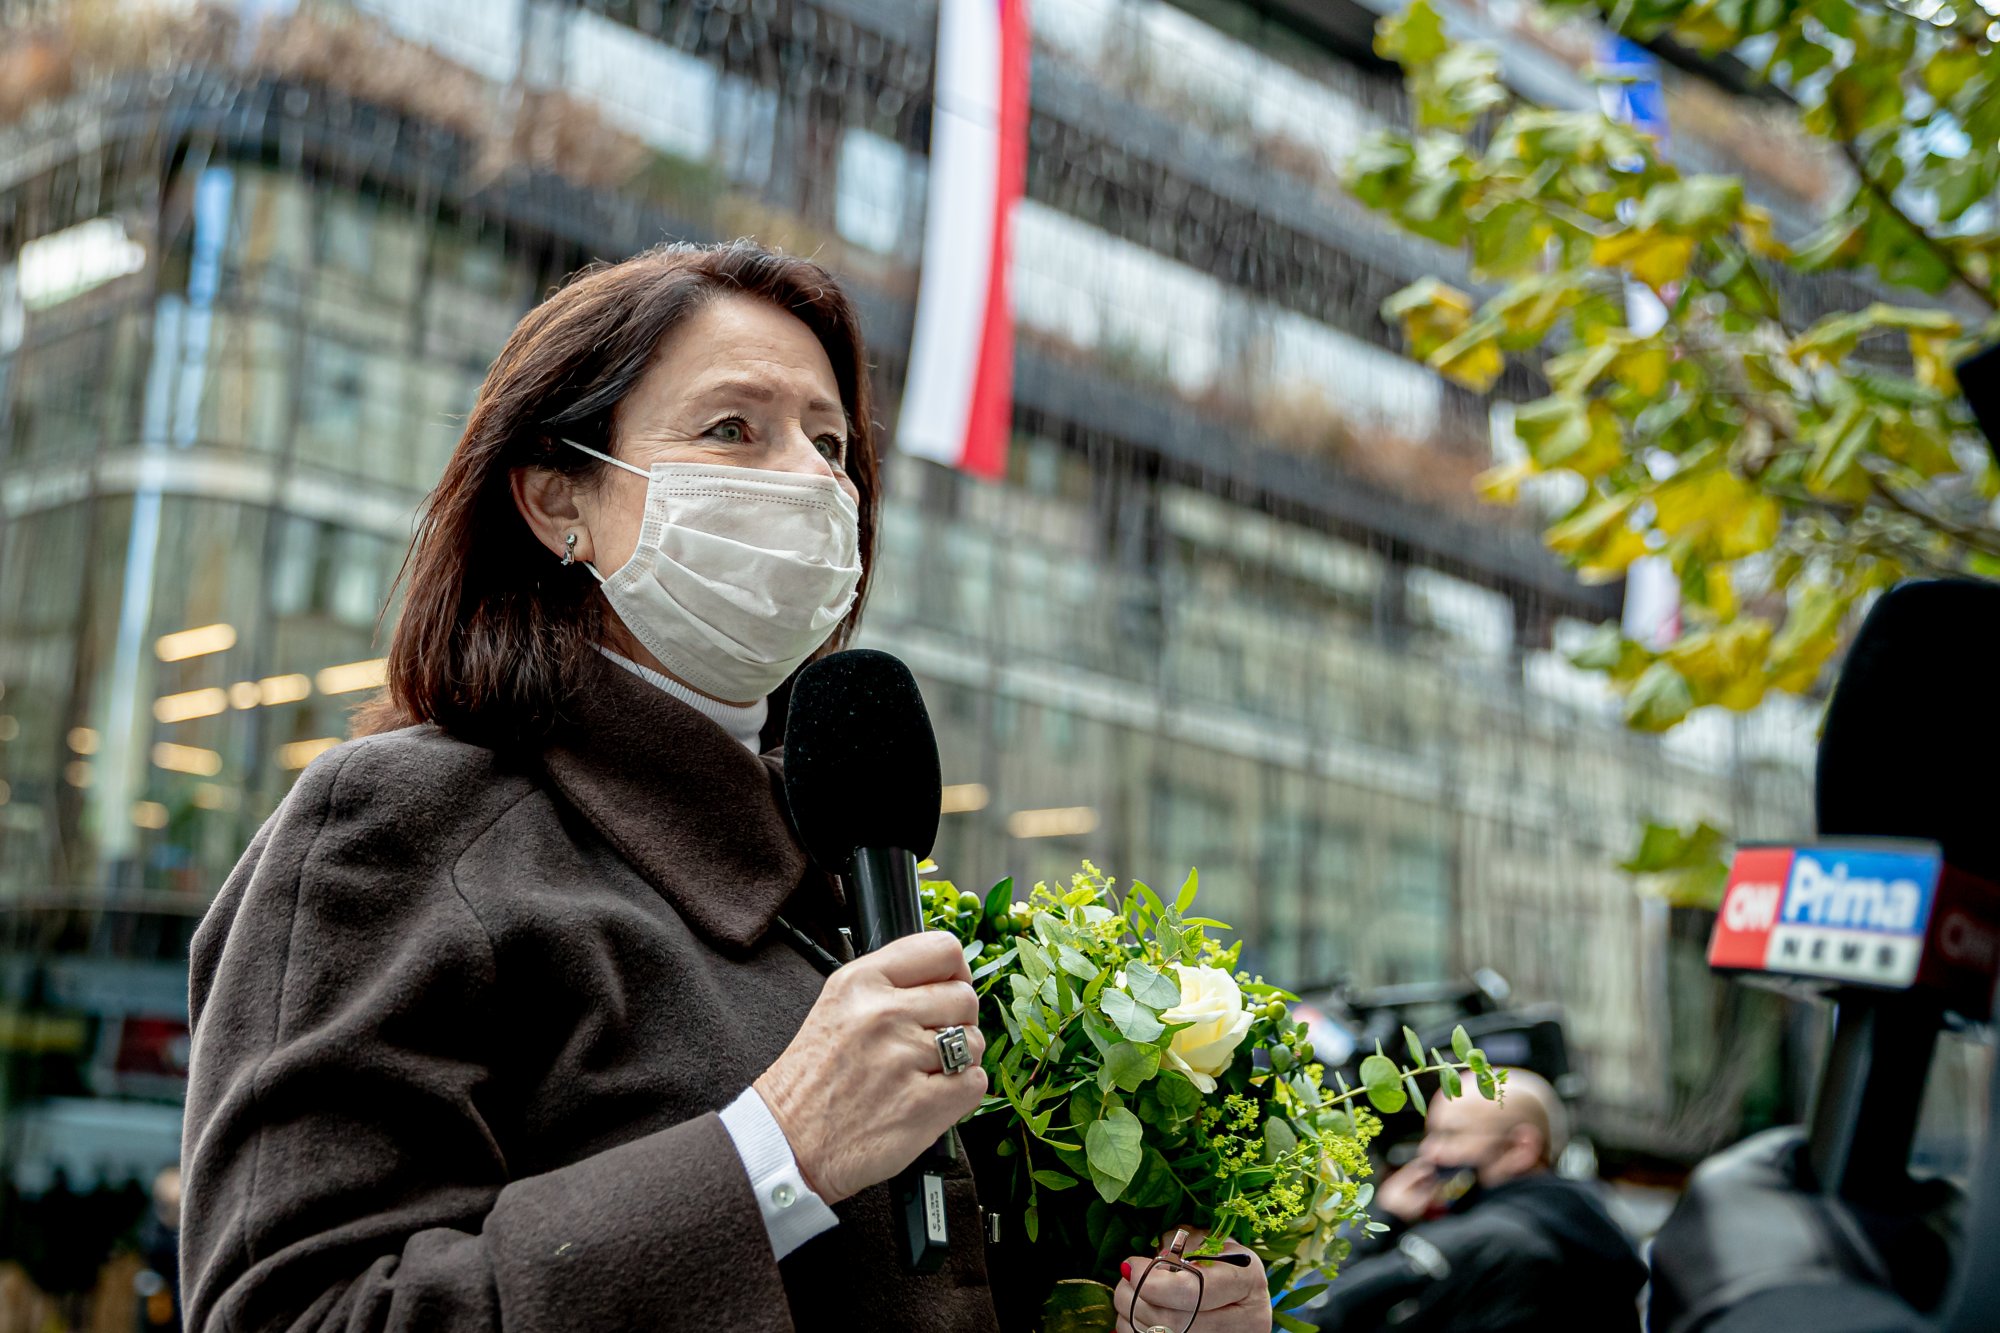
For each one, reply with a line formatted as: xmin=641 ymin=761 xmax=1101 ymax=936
xmin=559 ymin=438 xmax=647 ymax=582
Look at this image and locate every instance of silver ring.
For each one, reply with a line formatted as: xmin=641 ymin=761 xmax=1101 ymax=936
xmin=936 ymin=1024 xmax=973 ymax=1076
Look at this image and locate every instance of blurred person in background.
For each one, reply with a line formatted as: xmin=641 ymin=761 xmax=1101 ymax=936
xmin=1311 ymin=1069 xmax=1644 ymax=1332
xmin=133 ymin=1165 xmax=180 ymax=1332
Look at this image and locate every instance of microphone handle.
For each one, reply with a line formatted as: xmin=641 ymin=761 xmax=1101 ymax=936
xmin=1807 ymin=990 xmax=1940 ymax=1208
xmin=849 ymin=845 xmax=953 ymax=1274
xmin=849 ymin=845 xmax=926 ymax=955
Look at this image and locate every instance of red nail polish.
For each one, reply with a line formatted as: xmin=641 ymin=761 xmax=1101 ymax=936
xmin=1120 ymin=1261 xmax=1132 ymax=1282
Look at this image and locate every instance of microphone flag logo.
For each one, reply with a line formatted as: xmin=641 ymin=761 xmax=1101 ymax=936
xmin=1710 ymin=844 xmax=1941 ymax=988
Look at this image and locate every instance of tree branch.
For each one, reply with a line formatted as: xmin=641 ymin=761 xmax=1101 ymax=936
xmin=1835 ymin=135 xmax=1996 ymax=314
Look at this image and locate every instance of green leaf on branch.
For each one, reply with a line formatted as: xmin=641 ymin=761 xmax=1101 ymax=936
xmin=1085 ymin=1106 xmax=1145 ymax=1203
xmin=1404 ymin=1025 xmax=1426 ymax=1065
xmin=1057 ymin=943 xmax=1099 ymax=982
xmin=1375 ymin=0 xmax=1449 ymax=66
xmin=1101 ymin=988 xmax=1166 ymax=1043
xmin=983 ymin=876 xmax=1014 ymax=932
xmin=1621 ymin=819 xmax=1731 ymax=908
xmin=1359 ymin=1053 xmax=1409 ymax=1113
xmin=1174 ymin=867 xmax=1200 ymax=914
xmin=1263 ymin=1115 xmax=1300 ymax=1164
xmin=1124 ymin=959 xmax=1181 ymax=1010
xmin=1636 ymin=175 xmax=1743 ymax=234
xmin=1106 ymin=1041 xmax=1162 ymax=1093
xmin=1452 ymin=1025 xmax=1473 ymax=1061
xmin=1623 ymin=661 xmax=1697 ymax=731
xmin=1032 ymin=1169 xmax=1080 ymax=1191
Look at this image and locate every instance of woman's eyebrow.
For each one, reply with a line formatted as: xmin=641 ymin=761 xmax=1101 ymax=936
xmin=691 ymin=378 xmax=842 ymax=417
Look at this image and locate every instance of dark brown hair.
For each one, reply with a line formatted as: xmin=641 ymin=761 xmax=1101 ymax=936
xmin=355 ymin=239 xmax=880 ymax=747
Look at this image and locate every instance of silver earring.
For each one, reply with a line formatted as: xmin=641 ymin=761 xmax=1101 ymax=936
xmin=561 ymin=532 xmax=577 ymax=567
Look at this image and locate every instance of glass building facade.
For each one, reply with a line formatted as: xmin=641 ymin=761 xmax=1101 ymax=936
xmin=0 ymin=0 xmax=1864 ymax=1310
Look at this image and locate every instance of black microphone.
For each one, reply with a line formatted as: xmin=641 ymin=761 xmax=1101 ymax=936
xmin=783 ymin=648 xmax=952 ymax=1273
xmin=1706 ymin=580 xmax=2000 ymax=1209
xmin=1803 ymin=578 xmax=2000 ymax=1207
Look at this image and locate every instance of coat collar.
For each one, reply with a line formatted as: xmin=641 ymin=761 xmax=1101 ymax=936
xmin=539 ymin=651 xmax=813 ymax=953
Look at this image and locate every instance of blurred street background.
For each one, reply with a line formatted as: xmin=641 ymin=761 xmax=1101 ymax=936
xmin=0 ymin=0 xmax=1991 ymax=1327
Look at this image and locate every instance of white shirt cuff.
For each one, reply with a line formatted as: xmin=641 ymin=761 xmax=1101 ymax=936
xmin=718 ymin=1086 xmax=840 ymax=1261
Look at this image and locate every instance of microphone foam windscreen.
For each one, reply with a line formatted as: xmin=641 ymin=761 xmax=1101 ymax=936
xmin=1954 ymin=341 xmax=2000 ymax=468
xmin=783 ymin=649 xmax=943 ymax=874
xmin=1817 ymin=579 xmax=2000 ymax=883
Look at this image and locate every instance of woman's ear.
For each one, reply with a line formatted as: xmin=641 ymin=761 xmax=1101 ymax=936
xmin=511 ymin=465 xmax=594 ymax=565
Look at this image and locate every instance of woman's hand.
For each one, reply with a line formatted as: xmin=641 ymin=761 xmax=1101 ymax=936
xmin=753 ymin=930 xmax=988 ymax=1204
xmin=1114 ymin=1230 xmax=1269 ymax=1333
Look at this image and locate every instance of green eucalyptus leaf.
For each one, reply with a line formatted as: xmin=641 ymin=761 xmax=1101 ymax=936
xmin=1452 ymin=1025 xmax=1473 ymax=1061
xmin=1124 ymin=959 xmax=1181 ymax=1009
xmin=1085 ymin=1107 xmax=1145 ymax=1203
xmin=971 ymin=947 xmax=1017 ymax=985
xmin=1263 ymin=1115 xmax=1300 ymax=1163
xmin=1101 ymin=987 xmax=1165 ymax=1043
xmin=1154 ymin=1071 xmax=1202 ymax=1120
xmin=1360 ymin=1053 xmax=1408 ymax=1113
xmin=1057 ymin=943 xmax=1099 ymax=982
xmin=1018 ymin=938 xmax=1051 ymax=983
xmin=1106 ymin=1041 xmax=1162 ymax=1093
xmin=1404 ymin=1025 xmax=1426 ymax=1066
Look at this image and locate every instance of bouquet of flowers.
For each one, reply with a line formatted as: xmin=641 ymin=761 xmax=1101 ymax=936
xmin=921 ymin=862 xmax=1502 ymax=1333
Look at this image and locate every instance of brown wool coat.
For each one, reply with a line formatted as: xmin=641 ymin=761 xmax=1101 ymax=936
xmin=181 ymin=653 xmax=998 ymax=1332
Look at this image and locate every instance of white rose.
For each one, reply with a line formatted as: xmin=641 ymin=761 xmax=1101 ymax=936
xmin=1157 ymin=963 xmax=1252 ymax=1093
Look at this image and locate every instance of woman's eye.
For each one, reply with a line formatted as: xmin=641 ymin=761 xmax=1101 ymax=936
xmin=707 ymin=419 xmax=747 ymax=443
xmin=816 ymin=434 xmax=848 ymax=465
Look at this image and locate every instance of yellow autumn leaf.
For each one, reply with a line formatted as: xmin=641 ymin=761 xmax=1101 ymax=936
xmin=1740 ymin=205 xmax=1790 ymax=260
xmin=1591 ymin=230 xmax=1696 ymax=289
xmin=1910 ymin=331 xmax=1959 ymax=393
xmin=1548 ymin=494 xmax=1636 ymax=555
xmin=1611 ymin=343 xmax=1671 ymax=397
xmin=1384 ymin=278 xmax=1476 ymax=359
xmin=1430 ymin=332 xmax=1505 ymax=392
xmin=1766 ymin=584 xmax=1847 ymax=692
xmin=1577 ymin=523 xmax=1650 ymax=583
xmin=1702 ymin=565 xmax=1738 ymax=620
xmin=1666 ymin=619 xmax=1772 ymax=711
xmin=1651 ymin=467 xmax=1779 ymax=559
xmin=1476 ymin=458 xmax=1537 ymax=504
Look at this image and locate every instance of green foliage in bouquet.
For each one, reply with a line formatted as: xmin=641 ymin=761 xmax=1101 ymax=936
xmin=922 ymin=862 xmax=1501 ymax=1332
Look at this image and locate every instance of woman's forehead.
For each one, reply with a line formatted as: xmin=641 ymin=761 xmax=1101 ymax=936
xmin=637 ymin=295 xmax=842 ymax=409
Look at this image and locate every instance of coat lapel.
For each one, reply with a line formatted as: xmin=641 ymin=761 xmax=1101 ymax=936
xmin=540 ymin=652 xmax=812 ymax=953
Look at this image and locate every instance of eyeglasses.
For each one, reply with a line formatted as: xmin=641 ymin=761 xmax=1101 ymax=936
xmin=1129 ymin=1228 xmax=1255 ymax=1333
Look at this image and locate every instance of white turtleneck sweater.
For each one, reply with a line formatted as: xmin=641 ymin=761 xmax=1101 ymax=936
xmin=597 ymin=646 xmax=837 ymax=1258
xmin=598 ymin=647 xmax=769 ymax=752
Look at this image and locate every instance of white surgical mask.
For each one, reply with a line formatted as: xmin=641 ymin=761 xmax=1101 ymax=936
xmin=564 ymin=439 xmax=862 ymax=703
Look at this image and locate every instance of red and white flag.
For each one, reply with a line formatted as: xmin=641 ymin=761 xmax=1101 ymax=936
xmin=896 ymin=0 xmax=1031 ymax=479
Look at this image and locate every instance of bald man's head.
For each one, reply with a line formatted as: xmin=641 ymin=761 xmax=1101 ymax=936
xmin=1418 ymin=1068 xmax=1568 ymax=1189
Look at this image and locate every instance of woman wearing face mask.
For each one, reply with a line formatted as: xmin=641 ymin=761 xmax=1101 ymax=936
xmin=178 ymin=242 xmax=998 ymax=1332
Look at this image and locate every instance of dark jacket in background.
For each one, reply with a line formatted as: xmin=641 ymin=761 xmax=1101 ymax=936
xmin=180 ymin=653 xmax=997 ymax=1332
xmin=1313 ymin=1173 xmax=1646 ymax=1333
